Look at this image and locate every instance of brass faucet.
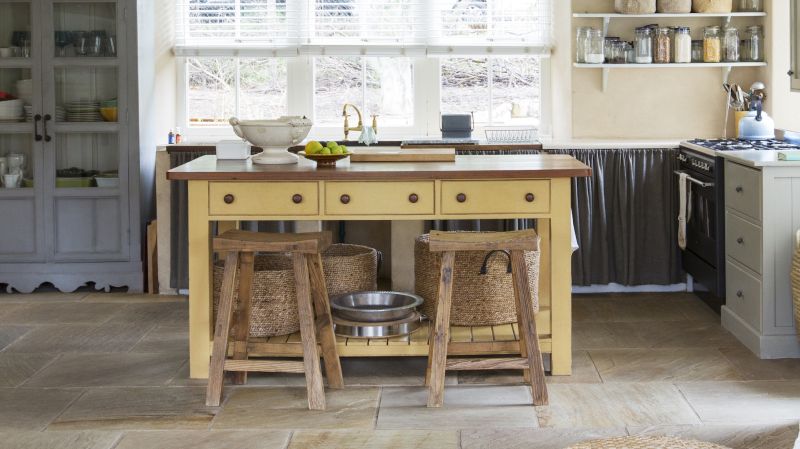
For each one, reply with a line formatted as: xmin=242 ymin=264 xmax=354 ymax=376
xmin=342 ymin=103 xmax=362 ymax=140
xmin=342 ymin=103 xmax=379 ymax=140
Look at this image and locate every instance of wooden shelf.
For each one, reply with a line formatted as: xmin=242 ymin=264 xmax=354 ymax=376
xmin=573 ymin=12 xmax=766 ymax=18
xmin=0 ymin=58 xmax=32 ymax=69
xmin=574 ymin=62 xmax=767 ymax=91
xmin=52 ymin=57 xmax=119 ymax=67
xmin=54 ymin=122 xmax=120 ymax=133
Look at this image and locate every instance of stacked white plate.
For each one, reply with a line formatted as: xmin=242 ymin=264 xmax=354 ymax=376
xmin=24 ymin=105 xmax=66 ymax=122
xmin=65 ymin=100 xmax=101 ymax=122
xmin=0 ymin=99 xmax=24 ymax=122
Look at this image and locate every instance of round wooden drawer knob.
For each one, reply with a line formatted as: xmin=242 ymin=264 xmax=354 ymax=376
xmin=340 ymin=194 xmax=351 ymax=204
xmin=525 ymin=193 xmax=535 ymax=202
xmin=736 ymin=290 xmax=744 ymax=298
xmin=292 ymin=194 xmax=303 ymax=204
xmin=223 ymin=194 xmax=235 ymax=204
xmin=409 ymin=193 xmax=419 ymax=203
xmin=456 ymin=193 xmax=467 ymax=203
xmin=735 ymin=186 xmax=743 ymax=193
xmin=737 ymin=237 xmax=744 ymax=244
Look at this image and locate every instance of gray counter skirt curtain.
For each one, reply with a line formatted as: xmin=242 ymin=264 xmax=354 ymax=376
xmin=548 ymin=148 xmax=682 ymax=286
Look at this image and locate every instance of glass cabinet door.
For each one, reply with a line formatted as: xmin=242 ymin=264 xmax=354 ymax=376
xmin=0 ymin=2 xmax=34 ymax=60
xmin=0 ymin=130 xmax=44 ymax=262
xmin=43 ymin=0 xmax=128 ymax=261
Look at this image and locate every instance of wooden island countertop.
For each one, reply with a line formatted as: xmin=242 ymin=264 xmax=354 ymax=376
xmin=170 ymin=153 xmax=590 ymax=379
xmin=166 ymin=154 xmax=591 ymax=181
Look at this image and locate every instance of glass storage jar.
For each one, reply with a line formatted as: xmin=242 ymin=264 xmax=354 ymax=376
xmin=738 ymin=0 xmax=762 ymax=11
xmin=654 ymin=27 xmax=672 ymax=63
xmin=610 ymin=40 xmax=628 ymax=63
xmin=723 ymin=26 xmax=739 ymax=62
xmin=634 ymin=27 xmax=653 ymax=63
xmin=576 ymin=27 xmax=589 ymax=63
xmin=703 ymin=26 xmax=722 ymax=62
xmin=584 ymin=28 xmax=604 ymax=64
xmin=691 ymin=40 xmax=704 ymax=62
xmin=674 ymin=26 xmax=692 ymax=63
xmin=604 ymin=36 xmax=620 ymax=63
xmin=743 ymin=25 xmax=763 ymax=62
xmin=624 ymin=41 xmax=636 ymax=63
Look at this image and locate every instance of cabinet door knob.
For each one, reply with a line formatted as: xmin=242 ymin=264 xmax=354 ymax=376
xmin=735 ymin=186 xmax=743 ymax=193
xmin=525 ymin=193 xmax=535 ymax=202
xmin=408 ymin=193 xmax=419 ymax=203
xmin=456 ymin=193 xmax=467 ymax=203
xmin=223 ymin=194 xmax=235 ymax=204
xmin=737 ymin=237 xmax=744 ymax=244
xmin=292 ymin=194 xmax=303 ymax=204
xmin=736 ymin=290 xmax=744 ymax=298
xmin=340 ymin=194 xmax=351 ymax=204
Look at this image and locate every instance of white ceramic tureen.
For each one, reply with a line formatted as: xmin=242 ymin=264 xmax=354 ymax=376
xmin=229 ymin=116 xmax=313 ymax=165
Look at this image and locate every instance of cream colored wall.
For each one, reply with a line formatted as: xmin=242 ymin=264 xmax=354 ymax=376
xmin=566 ymin=0 xmax=765 ymax=139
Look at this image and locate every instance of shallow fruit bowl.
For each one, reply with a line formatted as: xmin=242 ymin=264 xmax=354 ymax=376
xmin=331 ymin=291 xmax=424 ymax=323
xmin=298 ymin=151 xmax=351 ymax=167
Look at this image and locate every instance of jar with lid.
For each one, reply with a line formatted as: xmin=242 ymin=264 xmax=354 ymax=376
xmin=738 ymin=0 xmax=762 ymax=12
xmin=722 ymin=26 xmax=739 ymax=62
xmin=610 ymin=40 xmax=629 ymax=63
xmin=703 ymin=26 xmax=721 ymax=62
xmin=576 ymin=27 xmax=589 ymax=63
xmin=691 ymin=40 xmax=703 ymax=62
xmin=604 ymin=36 xmax=620 ymax=63
xmin=743 ymin=25 xmax=763 ymax=62
xmin=673 ymin=26 xmax=692 ymax=63
xmin=584 ymin=28 xmax=604 ymax=64
xmin=634 ymin=27 xmax=653 ymax=63
xmin=624 ymin=41 xmax=636 ymax=63
xmin=654 ymin=27 xmax=672 ymax=63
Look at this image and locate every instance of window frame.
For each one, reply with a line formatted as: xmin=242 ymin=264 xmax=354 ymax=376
xmin=793 ymin=0 xmax=800 ymax=92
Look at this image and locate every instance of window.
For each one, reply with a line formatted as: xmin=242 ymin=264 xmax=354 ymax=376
xmin=186 ymin=57 xmax=287 ymax=126
xmin=175 ymin=1 xmax=552 ymax=137
xmin=314 ymin=57 xmax=414 ymax=127
xmin=441 ymin=57 xmax=540 ymax=128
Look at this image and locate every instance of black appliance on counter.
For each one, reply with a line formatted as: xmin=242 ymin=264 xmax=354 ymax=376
xmin=678 ymin=138 xmax=800 ymax=312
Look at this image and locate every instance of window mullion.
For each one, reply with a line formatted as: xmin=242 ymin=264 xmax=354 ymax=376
xmin=235 ymin=57 xmax=241 ymax=117
xmin=487 ymin=58 xmax=493 ymax=127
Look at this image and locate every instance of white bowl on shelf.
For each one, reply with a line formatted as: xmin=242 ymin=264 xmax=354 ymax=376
xmin=0 ymin=99 xmax=24 ymax=118
xmin=15 ymin=79 xmax=32 ymax=103
xmin=95 ymin=177 xmax=119 ymax=188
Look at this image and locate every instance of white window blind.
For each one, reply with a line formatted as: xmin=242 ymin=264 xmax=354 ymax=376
xmin=174 ymin=0 xmax=552 ymax=55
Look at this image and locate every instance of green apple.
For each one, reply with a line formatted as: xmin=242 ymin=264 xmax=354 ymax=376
xmin=331 ymin=146 xmax=344 ymax=155
xmin=305 ymin=141 xmax=323 ymax=154
xmin=340 ymin=145 xmax=348 ymax=154
xmin=326 ymin=141 xmax=339 ymax=149
xmin=320 ymin=147 xmax=332 ymax=155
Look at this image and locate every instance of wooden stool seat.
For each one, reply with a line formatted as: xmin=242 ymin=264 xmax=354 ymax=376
xmin=206 ymin=230 xmax=343 ymax=411
xmin=426 ymin=229 xmax=548 ymax=408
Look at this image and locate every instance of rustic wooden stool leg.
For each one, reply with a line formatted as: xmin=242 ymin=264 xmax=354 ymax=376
xmin=427 ymin=251 xmax=455 ymax=408
xmin=511 ymin=250 xmax=548 ymax=406
xmin=206 ymin=251 xmax=239 ymax=407
xmin=307 ymin=253 xmax=344 ymax=389
xmin=514 ymin=296 xmax=532 ymax=385
xmin=293 ymin=252 xmax=326 ymax=411
xmin=231 ymin=251 xmax=254 ymax=385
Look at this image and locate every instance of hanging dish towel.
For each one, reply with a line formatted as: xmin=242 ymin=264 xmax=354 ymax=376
xmin=677 ymin=172 xmax=691 ymax=250
xmin=358 ymin=126 xmax=378 ymax=146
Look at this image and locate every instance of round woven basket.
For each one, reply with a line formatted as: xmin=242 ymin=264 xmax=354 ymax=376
xmin=212 ymin=243 xmax=378 ymax=337
xmin=414 ymin=233 xmax=539 ymax=326
xmin=792 ymin=232 xmax=800 ymax=337
xmin=567 ymin=436 xmax=731 ymax=449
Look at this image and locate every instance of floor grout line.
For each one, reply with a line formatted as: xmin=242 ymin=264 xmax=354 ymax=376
xmin=16 ymin=352 xmax=65 ymax=388
xmin=42 ymin=386 xmax=89 ymax=431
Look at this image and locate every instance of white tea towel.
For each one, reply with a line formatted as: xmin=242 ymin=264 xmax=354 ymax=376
xmin=571 ymin=213 xmax=579 ymax=253
xmin=677 ymin=172 xmax=691 ymax=250
xmin=358 ymin=126 xmax=379 ymax=146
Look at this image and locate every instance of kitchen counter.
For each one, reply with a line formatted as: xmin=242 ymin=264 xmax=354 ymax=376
xmin=718 ymin=150 xmax=800 ymax=167
xmin=168 ymin=154 xmax=590 ymax=379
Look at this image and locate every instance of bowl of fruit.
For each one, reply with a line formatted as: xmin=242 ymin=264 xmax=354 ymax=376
xmin=299 ymin=141 xmax=352 ymax=167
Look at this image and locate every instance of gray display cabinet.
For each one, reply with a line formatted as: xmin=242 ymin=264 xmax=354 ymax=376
xmin=0 ymin=0 xmax=141 ymax=292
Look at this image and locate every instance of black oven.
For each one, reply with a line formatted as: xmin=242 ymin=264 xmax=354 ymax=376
xmin=677 ymin=147 xmax=726 ymax=311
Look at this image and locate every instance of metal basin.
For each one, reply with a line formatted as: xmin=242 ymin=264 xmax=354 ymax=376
xmin=331 ymin=291 xmax=423 ymax=323
xmin=334 ymin=312 xmax=424 ymax=339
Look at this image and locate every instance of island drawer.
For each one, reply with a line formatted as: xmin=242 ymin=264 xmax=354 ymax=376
xmin=725 ymin=212 xmax=762 ymax=274
xmin=440 ymin=180 xmax=550 ymax=215
xmin=324 ymin=181 xmax=435 ymax=216
xmin=725 ymin=260 xmax=762 ymax=332
xmin=209 ymin=182 xmax=319 ymax=216
xmin=724 ymin=161 xmax=762 ymax=221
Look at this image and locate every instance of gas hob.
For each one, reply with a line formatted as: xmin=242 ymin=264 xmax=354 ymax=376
xmin=685 ymin=138 xmax=800 ymax=153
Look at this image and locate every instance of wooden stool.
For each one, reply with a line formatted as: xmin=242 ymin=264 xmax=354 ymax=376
xmin=205 ymin=230 xmax=344 ymax=410
xmin=425 ymin=229 xmax=548 ymax=407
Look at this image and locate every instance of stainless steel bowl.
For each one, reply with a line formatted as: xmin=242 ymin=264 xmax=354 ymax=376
xmin=334 ymin=312 xmax=425 ymax=339
xmin=331 ymin=291 xmax=424 ymax=323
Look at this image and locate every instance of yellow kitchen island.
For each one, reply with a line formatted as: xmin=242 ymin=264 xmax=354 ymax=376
xmin=167 ymin=154 xmax=592 ymax=379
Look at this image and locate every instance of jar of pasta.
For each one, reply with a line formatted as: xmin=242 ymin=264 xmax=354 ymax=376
xmin=703 ymin=26 xmax=721 ymax=63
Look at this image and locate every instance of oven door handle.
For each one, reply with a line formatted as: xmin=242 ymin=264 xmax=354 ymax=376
xmin=674 ymin=171 xmax=715 ymax=188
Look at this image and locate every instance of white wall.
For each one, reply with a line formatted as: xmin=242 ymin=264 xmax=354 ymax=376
xmin=765 ymin=0 xmax=800 ymax=131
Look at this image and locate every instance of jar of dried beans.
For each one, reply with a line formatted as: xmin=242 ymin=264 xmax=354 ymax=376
xmin=654 ymin=27 xmax=672 ymax=63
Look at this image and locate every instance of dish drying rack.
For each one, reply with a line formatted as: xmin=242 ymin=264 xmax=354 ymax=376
xmin=484 ymin=128 xmax=537 ymax=144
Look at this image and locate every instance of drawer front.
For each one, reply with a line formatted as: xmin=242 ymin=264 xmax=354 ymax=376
xmin=725 ymin=212 xmax=762 ymax=274
xmin=325 ymin=181 xmax=435 ymax=216
xmin=725 ymin=260 xmax=762 ymax=331
xmin=441 ymin=180 xmax=550 ymax=215
xmin=209 ymin=182 xmax=319 ymax=216
xmin=725 ymin=161 xmax=761 ymax=220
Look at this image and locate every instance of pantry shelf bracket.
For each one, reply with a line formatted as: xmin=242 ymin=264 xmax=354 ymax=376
xmin=722 ymin=65 xmax=733 ymax=84
xmin=723 ymin=14 xmax=732 ymax=27
xmin=602 ymin=17 xmax=611 ymax=36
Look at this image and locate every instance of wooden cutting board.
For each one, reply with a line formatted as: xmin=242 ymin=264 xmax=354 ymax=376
xmin=350 ymin=147 xmax=455 ymax=162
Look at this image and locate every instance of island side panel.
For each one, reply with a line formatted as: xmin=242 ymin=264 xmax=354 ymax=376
xmin=550 ymin=177 xmax=573 ymax=375
xmin=189 ymin=180 xmax=213 ymax=379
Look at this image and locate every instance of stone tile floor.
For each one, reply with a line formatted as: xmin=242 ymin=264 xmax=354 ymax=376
xmin=0 ymin=290 xmax=798 ymax=448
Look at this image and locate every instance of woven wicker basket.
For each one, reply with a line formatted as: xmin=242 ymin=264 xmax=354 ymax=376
xmin=792 ymin=231 xmax=800 ymax=337
xmin=567 ymin=436 xmax=730 ymax=449
xmin=212 ymin=243 xmax=378 ymax=337
xmin=414 ymin=233 xmax=539 ymax=326
xmin=692 ymin=0 xmax=732 ymax=12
